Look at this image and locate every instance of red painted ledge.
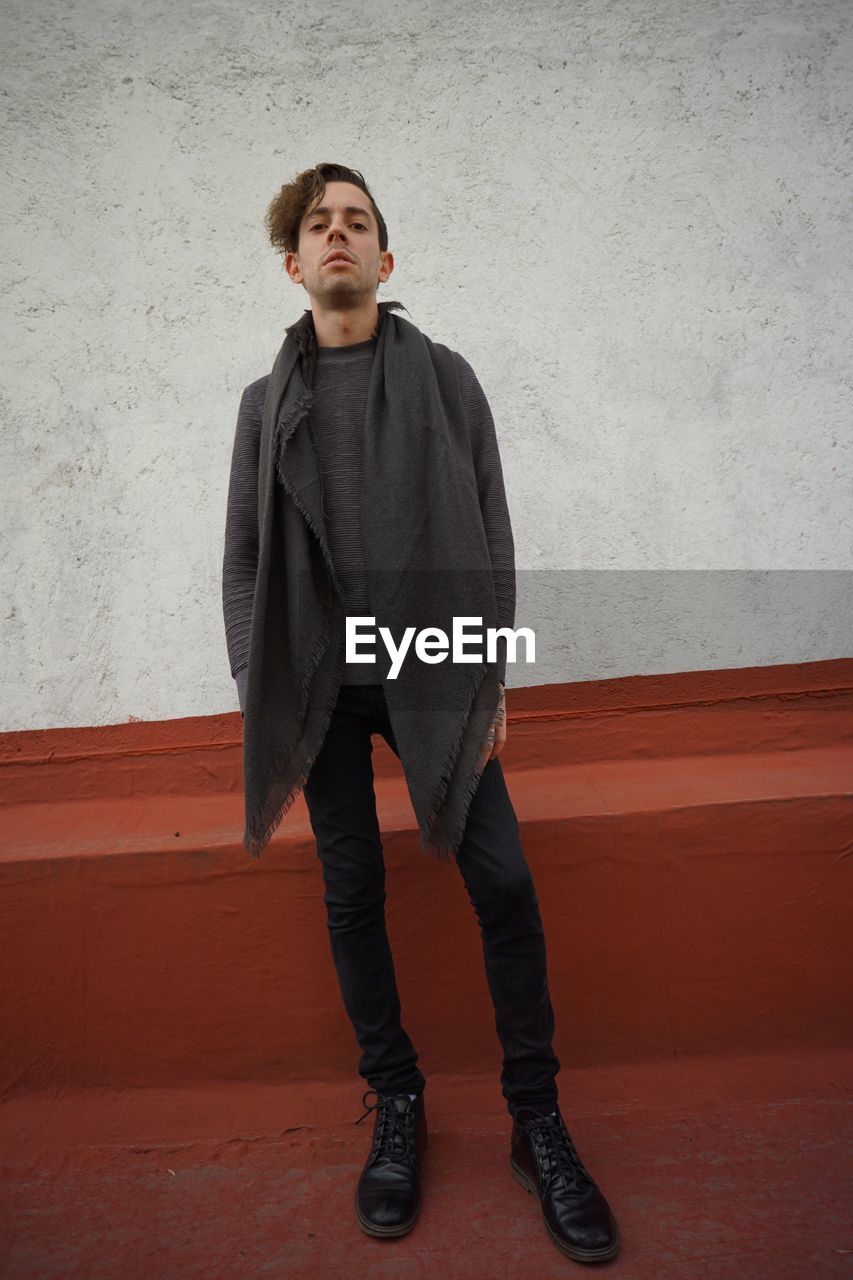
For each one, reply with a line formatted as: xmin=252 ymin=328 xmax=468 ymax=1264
xmin=1 ymin=657 xmax=852 ymax=804
xmin=0 ymin=657 xmax=851 ymax=1096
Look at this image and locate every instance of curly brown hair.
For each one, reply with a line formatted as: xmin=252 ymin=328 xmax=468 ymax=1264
xmin=265 ymin=163 xmax=389 ymax=255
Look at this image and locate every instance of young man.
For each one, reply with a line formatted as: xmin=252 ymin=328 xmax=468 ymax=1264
xmin=221 ymin=163 xmax=620 ymax=1262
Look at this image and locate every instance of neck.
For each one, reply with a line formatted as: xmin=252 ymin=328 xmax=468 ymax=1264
xmin=310 ymin=297 xmax=379 ymax=347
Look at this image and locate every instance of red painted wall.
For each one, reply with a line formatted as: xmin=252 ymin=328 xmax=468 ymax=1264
xmin=1 ymin=659 xmax=851 ymax=1097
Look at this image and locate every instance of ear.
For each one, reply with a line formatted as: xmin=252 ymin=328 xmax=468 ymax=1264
xmin=378 ymin=250 xmax=394 ymax=284
xmin=284 ymin=250 xmax=303 ymax=285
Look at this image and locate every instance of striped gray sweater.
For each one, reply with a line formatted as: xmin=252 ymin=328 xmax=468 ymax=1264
xmin=222 ymin=336 xmax=515 ymax=713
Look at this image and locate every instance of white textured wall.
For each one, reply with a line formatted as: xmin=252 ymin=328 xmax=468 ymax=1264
xmin=2 ymin=0 xmax=851 ymax=730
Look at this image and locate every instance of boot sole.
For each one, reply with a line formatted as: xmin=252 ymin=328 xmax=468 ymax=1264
xmin=509 ymin=1155 xmax=621 ymax=1262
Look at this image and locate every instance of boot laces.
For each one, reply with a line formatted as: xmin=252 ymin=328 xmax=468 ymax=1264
xmin=354 ymin=1089 xmax=416 ymax=1164
xmin=512 ymin=1106 xmax=596 ymax=1193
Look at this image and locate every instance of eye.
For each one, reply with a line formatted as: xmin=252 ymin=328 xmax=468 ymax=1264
xmin=352 ymin=222 xmax=367 ymax=230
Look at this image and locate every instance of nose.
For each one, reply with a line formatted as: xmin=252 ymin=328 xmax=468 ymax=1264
xmin=327 ymin=221 xmax=348 ymax=242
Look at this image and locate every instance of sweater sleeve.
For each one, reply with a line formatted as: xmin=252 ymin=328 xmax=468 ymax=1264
xmin=222 ymin=381 xmax=263 ymax=715
xmin=453 ymin=353 xmax=516 ymax=685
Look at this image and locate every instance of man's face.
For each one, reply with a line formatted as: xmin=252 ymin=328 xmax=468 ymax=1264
xmin=284 ymin=180 xmax=394 ymax=308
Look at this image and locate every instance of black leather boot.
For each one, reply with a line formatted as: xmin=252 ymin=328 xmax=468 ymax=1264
xmin=354 ymin=1089 xmax=428 ymax=1237
xmin=510 ymin=1103 xmax=620 ymax=1262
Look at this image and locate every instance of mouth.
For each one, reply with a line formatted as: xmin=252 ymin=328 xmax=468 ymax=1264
xmin=324 ymin=254 xmax=355 ymax=267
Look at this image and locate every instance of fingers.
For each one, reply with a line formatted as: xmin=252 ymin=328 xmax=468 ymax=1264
xmin=479 ymin=684 xmax=507 ymax=765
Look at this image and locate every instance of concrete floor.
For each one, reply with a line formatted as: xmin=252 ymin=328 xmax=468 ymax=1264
xmin=2 ymin=1049 xmax=851 ymax=1279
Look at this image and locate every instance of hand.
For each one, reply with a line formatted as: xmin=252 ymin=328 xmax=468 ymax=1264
xmin=481 ymin=682 xmax=507 ymax=764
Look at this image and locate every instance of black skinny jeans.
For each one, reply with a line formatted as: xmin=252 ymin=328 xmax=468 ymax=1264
xmin=302 ymin=682 xmax=561 ymax=1118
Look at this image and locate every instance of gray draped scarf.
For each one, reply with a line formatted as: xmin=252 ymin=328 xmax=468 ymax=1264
xmin=242 ymin=300 xmax=503 ymax=860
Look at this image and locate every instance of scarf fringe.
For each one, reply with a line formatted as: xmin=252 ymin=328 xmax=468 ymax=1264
xmin=245 ymin=321 xmax=348 ymax=859
xmin=274 ymin=384 xmax=313 ymax=453
xmin=419 ymin=673 xmax=503 ymax=861
xmin=244 ymin=615 xmax=344 ymax=859
xmin=271 ymin=362 xmax=348 ymax=604
xmin=246 ymin=665 xmax=500 ymax=863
